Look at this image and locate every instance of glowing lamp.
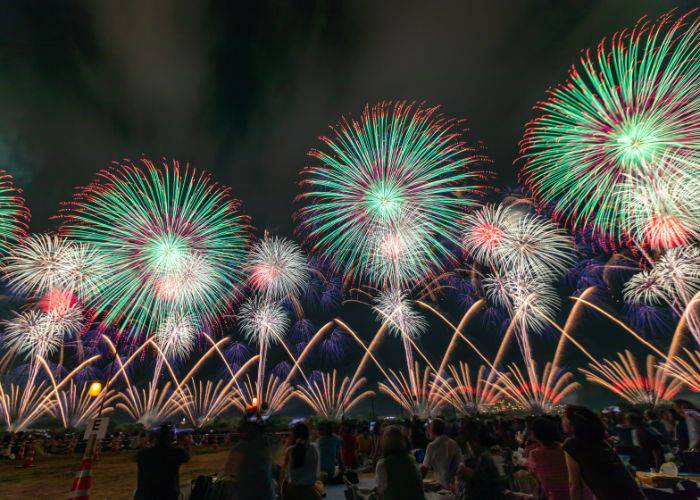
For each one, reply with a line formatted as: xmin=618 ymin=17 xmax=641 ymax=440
xmin=88 ymin=381 xmax=102 ymax=397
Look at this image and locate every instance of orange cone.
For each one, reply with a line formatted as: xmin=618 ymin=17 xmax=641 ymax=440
xmin=16 ymin=441 xmax=25 ymax=462
xmin=68 ymin=457 xmax=92 ymax=500
xmin=18 ymin=444 xmax=34 ymax=468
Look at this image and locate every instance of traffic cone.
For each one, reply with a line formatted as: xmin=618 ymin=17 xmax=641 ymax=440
xmin=16 ymin=442 xmax=25 ymax=462
xmin=68 ymin=457 xmax=92 ymax=500
xmin=17 ymin=444 xmax=34 ymax=468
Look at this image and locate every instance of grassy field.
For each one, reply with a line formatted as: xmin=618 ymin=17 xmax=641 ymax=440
xmin=0 ymin=447 xmax=230 ymax=499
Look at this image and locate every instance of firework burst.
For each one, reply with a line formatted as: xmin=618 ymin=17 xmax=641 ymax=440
xmin=247 ymin=235 xmax=309 ymax=300
xmin=483 ymin=270 xmax=560 ymax=334
xmin=520 ymin=11 xmax=700 ymax=248
xmin=5 ymin=234 xmax=77 ymax=296
xmin=462 ymin=204 xmax=516 ymax=266
xmin=154 ymin=314 xmax=198 ymax=361
xmin=374 ymin=288 xmax=427 ymax=339
xmin=0 ymin=171 xmax=29 ymax=258
xmin=497 ymin=213 xmax=575 ymax=278
xmin=60 ymin=158 xmax=250 ymax=336
xmin=298 ymin=100 xmax=490 ymax=287
xmin=239 ymin=296 xmax=289 ymax=347
xmin=3 ymin=311 xmax=64 ymax=360
xmin=624 ymin=245 xmax=700 ymax=308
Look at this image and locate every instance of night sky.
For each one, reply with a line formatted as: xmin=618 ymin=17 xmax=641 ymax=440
xmin=1 ymin=1 xmax=696 ymax=411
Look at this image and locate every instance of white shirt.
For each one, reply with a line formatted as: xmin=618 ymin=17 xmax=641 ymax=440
xmin=285 ymin=443 xmax=320 ymax=486
xmin=686 ymin=409 xmax=700 ymax=448
xmin=423 ymin=435 xmax=462 ymax=488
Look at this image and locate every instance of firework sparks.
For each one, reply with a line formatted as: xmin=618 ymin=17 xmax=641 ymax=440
xmin=665 ymin=350 xmax=700 ymax=392
xmin=483 ymin=270 xmax=560 ymax=334
xmin=463 ymin=204 xmax=516 ymax=266
xmin=154 ymin=314 xmax=198 ymax=361
xmin=624 ymin=246 xmax=700 ymax=310
xmin=378 ymin=363 xmax=444 ymax=418
xmin=622 ymin=151 xmax=700 ymax=251
xmin=5 ymin=234 xmax=76 ymax=296
xmin=239 ymin=374 xmax=294 ymax=416
xmin=374 ymin=288 xmax=427 ymax=339
xmin=496 ymin=362 xmax=579 ymax=414
xmin=520 ymin=11 xmax=700 ymax=248
xmin=580 ymin=351 xmax=682 ymax=406
xmin=3 ymin=311 xmax=64 ymax=360
xmin=0 ymin=171 xmax=29 ymax=258
xmin=60 ymin=158 xmax=250 ymax=336
xmin=247 ymin=235 xmax=309 ymax=300
xmin=298 ymin=100 xmax=490 ymax=287
xmin=431 ymin=363 xmax=500 ymax=415
xmin=50 ymin=381 xmax=117 ymax=429
xmin=239 ymin=296 xmax=289 ymax=347
xmin=295 ymin=369 xmax=374 ymax=420
xmin=176 ymin=379 xmax=244 ymax=428
xmin=497 ymin=213 xmax=575 ymax=279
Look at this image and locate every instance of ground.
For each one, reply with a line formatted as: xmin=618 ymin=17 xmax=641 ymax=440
xmin=0 ymin=447 xmax=366 ymax=499
xmin=0 ymin=447 xmax=228 ymax=499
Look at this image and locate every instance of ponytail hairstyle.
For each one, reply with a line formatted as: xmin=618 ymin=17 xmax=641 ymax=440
xmin=291 ymin=422 xmax=310 ymax=469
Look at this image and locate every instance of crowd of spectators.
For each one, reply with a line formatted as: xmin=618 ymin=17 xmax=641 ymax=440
xmin=4 ymin=399 xmax=700 ymax=498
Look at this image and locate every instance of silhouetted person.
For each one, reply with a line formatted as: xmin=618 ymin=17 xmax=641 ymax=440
xmin=562 ymin=406 xmax=643 ymax=500
xmin=134 ymin=424 xmax=190 ymax=500
xmin=223 ymin=416 xmax=275 ymax=500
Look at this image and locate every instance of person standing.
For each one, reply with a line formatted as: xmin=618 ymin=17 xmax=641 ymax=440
xmin=223 ymin=417 xmax=275 ymax=500
xmin=134 ymin=424 xmax=190 ymax=500
xmin=674 ymin=399 xmax=700 ymax=450
xmin=420 ymin=418 xmax=462 ymax=490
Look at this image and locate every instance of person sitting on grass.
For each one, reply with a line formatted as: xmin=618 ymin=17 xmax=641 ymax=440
xmin=375 ymin=425 xmax=425 ymax=500
xmin=317 ymin=421 xmax=343 ymax=482
xmin=420 ymin=418 xmax=462 ymax=491
xmin=527 ymin=417 xmax=569 ymax=500
xmin=282 ymin=422 xmax=321 ymax=500
xmin=134 ymin=423 xmax=190 ymax=500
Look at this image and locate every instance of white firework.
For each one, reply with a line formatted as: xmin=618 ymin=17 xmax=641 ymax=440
xmin=3 ymin=310 xmax=62 ymax=359
xmin=623 ymin=270 xmax=666 ymax=305
xmin=374 ymin=288 xmax=427 ymax=339
xmin=155 ymin=253 xmax=217 ymax=305
xmin=624 ymin=245 xmax=700 ymax=306
xmin=484 ymin=270 xmax=560 ymax=333
xmin=61 ymin=243 xmax=108 ymax=298
xmin=247 ymin=236 xmax=309 ymax=300
xmin=239 ymin=296 xmax=289 ymax=346
xmin=367 ymin=211 xmax=433 ymax=288
xmin=38 ymin=289 xmax=84 ymax=340
xmin=655 ymin=245 xmax=700 ymax=299
xmin=462 ymin=204 xmax=517 ymax=266
xmin=5 ymin=234 xmax=76 ymax=295
xmin=154 ymin=314 xmax=197 ymax=360
xmin=623 ymin=150 xmax=700 ymax=251
xmin=498 ymin=213 xmax=575 ymax=278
